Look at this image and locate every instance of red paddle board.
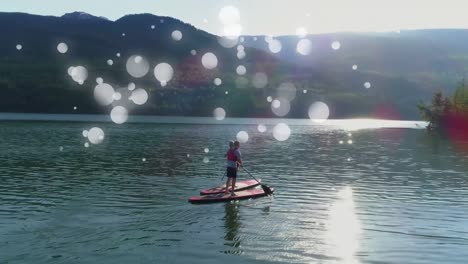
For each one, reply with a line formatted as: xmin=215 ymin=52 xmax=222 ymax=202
xmin=199 ymin=179 xmax=261 ymax=195
xmin=189 ymin=188 xmax=274 ymax=204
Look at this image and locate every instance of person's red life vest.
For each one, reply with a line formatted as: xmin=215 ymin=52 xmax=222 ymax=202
xmin=227 ymin=149 xmax=237 ymax=161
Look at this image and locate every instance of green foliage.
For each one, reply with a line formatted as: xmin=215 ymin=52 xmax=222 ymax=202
xmin=417 ymin=91 xmax=452 ymax=129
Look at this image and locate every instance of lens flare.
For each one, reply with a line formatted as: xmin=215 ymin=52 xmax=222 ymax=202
xmin=236 ymin=131 xmax=249 ymax=143
xmin=126 ymin=55 xmax=149 ymax=78
xmin=213 ymin=107 xmax=226 ymax=120
xmin=273 ymin=123 xmax=291 ymax=141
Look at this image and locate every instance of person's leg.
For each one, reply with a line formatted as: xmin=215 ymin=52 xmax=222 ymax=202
xmin=231 ymin=169 xmax=237 ymax=196
xmin=225 ymin=178 xmax=231 ymax=193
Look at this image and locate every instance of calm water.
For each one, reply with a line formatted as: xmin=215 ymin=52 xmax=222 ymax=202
xmin=1 ymin=117 xmax=468 ymax=264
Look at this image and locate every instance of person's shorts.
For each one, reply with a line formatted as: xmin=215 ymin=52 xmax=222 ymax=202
xmin=226 ymin=167 xmax=237 ymax=178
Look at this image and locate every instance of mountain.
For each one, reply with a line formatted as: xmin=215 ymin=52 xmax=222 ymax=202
xmin=0 ymin=12 xmax=466 ymax=119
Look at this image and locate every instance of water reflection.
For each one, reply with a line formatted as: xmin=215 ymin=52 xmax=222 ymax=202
xmin=223 ymin=203 xmax=242 ymax=255
xmin=326 ymin=186 xmax=361 ymax=264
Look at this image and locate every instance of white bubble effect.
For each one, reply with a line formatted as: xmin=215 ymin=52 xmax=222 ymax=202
xmin=268 ymin=39 xmax=282 ymax=53
xmin=218 ymin=36 xmax=239 ymax=48
xmin=88 ymin=127 xmax=105 ymax=145
xmin=257 ymin=124 xmax=267 ymax=133
xmin=214 ymin=78 xmax=222 ymax=86
xmin=237 ymin=50 xmax=246 ymax=59
xmin=267 ymin=96 xmax=273 ymax=102
xmin=296 ymin=27 xmax=308 ymax=38
xmin=252 ymin=72 xmax=268 ymax=88
xmin=213 ymin=107 xmax=226 ymax=120
xmin=236 ymin=131 xmax=249 ymax=143
xmin=332 ymin=41 xmax=341 ymax=50
xmin=67 ymin=66 xmax=75 ymax=76
xmin=94 ymin=83 xmax=115 ymax=106
xmin=277 ymin=82 xmax=297 ymax=102
xmin=352 ymin=65 xmax=358 ymax=70
xmin=16 ymin=44 xmax=22 ymax=50
xmin=154 ymin=63 xmax=174 ymax=85
xmin=271 ymin=98 xmax=291 ymax=117
xmin=82 ymin=130 xmax=88 ymax=138
xmin=303 ymin=89 xmax=308 ymax=94
xmin=151 ymin=25 xmax=155 ymax=29
xmin=113 ymin=92 xmax=122 ymax=101
xmin=223 ymin=24 xmax=243 ymax=38
xmin=348 ymin=140 xmax=353 ymax=144
xmin=308 ymin=101 xmax=330 ymax=123
xmin=219 ymin=6 xmax=240 ymax=25
xmin=70 ymin=66 xmax=88 ymax=84
xmin=59 ymin=146 xmax=64 ymax=152
xmin=84 ymin=142 xmax=90 ymax=148
xmin=110 ymin=106 xmax=128 ymax=124
xmin=131 ymin=88 xmax=148 ymax=105
xmin=73 ymin=106 xmax=77 ymax=110
xmin=204 ymin=148 xmax=209 ymax=153
xmin=297 ymin=39 xmax=312 ymax=55
xmin=126 ymin=55 xmax=149 ymax=78
xmin=225 ymin=91 xmax=229 ymax=95
xmin=235 ymin=77 xmax=249 ymax=88
xmin=190 ymin=49 xmax=197 ymax=55
xmin=128 ymin=82 xmax=136 ymax=91
xmin=203 ymin=157 xmax=210 ymax=163
xmin=236 ymin=65 xmax=247 ymax=75
xmin=96 ymin=77 xmax=103 ymax=84
xmin=201 ymin=52 xmax=218 ymax=69
xmin=107 ymin=59 xmax=114 ymax=66
xmin=142 ymin=158 xmax=146 ymax=162
xmin=364 ymin=82 xmax=371 ymax=89
xmin=273 ymin=123 xmax=291 ymax=141
xmin=57 ymin=42 xmax=68 ymax=54
xmin=171 ymin=30 xmax=183 ymax=41
xmin=116 ymin=53 xmax=121 ymax=57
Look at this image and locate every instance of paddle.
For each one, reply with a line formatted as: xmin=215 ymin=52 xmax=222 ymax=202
xmin=241 ymin=166 xmax=273 ymax=195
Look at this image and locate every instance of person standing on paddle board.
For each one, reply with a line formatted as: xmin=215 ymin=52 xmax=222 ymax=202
xmin=225 ymin=141 xmax=242 ymax=196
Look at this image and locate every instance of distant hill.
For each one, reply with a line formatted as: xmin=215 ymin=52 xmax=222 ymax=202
xmin=0 ymin=12 xmax=467 ymax=119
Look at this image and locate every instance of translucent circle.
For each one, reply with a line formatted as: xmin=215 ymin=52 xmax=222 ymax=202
xmin=16 ymin=44 xmax=22 ymax=50
xmin=236 ymin=65 xmax=246 ymax=75
xmin=88 ymin=127 xmax=105 ymax=144
xmin=122 ymin=33 xmax=126 ymax=37
xmin=73 ymin=106 xmax=77 ymax=110
xmin=297 ymin=39 xmax=312 ymax=55
xmin=223 ymin=24 xmax=242 ymax=38
xmin=126 ymin=55 xmax=149 ymax=78
xmin=237 ymin=45 xmax=244 ymax=51
xmin=57 ymin=42 xmax=68 ymax=54
xmin=240 ymin=36 xmax=245 ymax=43
xmin=213 ymin=107 xmax=226 ymax=120
xmin=214 ymin=78 xmax=222 ymax=86
xmin=348 ymin=140 xmax=353 ymax=144
xmin=252 ymin=72 xmax=268 ymax=88
xmin=268 ymin=39 xmax=282 ymax=53
xmin=296 ymin=27 xmax=308 ymax=38
xmin=257 ymin=124 xmax=267 ymax=133
xmin=151 ymin=25 xmax=155 ymax=29
xmin=84 ymin=142 xmax=90 ymax=148
xmin=201 ymin=52 xmax=218 ymax=69
xmin=113 ymin=92 xmax=122 ymax=101
xmin=272 ymin=99 xmax=281 ymax=108
xmin=271 ymin=98 xmax=290 ymax=117
xmin=71 ymin=66 xmax=88 ymax=83
xmin=131 ymin=88 xmax=148 ymax=105
xmin=171 ymin=30 xmax=183 ymax=41
xmin=339 ymin=140 xmax=344 ymax=144
xmin=96 ymin=77 xmax=103 ymax=84
xmin=82 ymin=130 xmax=89 ymax=137
xmin=308 ymin=101 xmax=330 ymax=123
xmin=142 ymin=158 xmax=146 ymax=162
xmin=277 ymin=82 xmax=297 ymax=101
xmin=267 ymin=96 xmax=273 ymax=102
xmin=187 ymin=154 xmax=191 ymax=158
xmin=332 ymin=41 xmax=341 ymax=50
xmin=364 ymin=82 xmax=371 ymax=89
xmin=134 ymin=56 xmax=143 ymax=63
xmin=110 ymin=106 xmax=128 ymax=124
xmin=116 ymin=53 xmax=121 ymax=57
xmin=128 ymin=82 xmax=136 ymax=91
xmin=59 ymin=146 xmax=64 ymax=152
xmin=303 ymin=89 xmax=308 ymax=94
xmin=348 ymin=133 xmax=352 ymax=137
xmin=219 ymin=6 xmax=240 ymax=25
xmin=352 ymin=64 xmax=358 ymax=70
xmin=203 ymin=157 xmax=210 ymax=163
xmin=67 ymin=66 xmax=75 ymax=76
xmin=94 ymin=83 xmax=115 ymax=106
xmin=237 ymin=50 xmax=246 ymax=59
xmin=273 ymin=123 xmax=291 ymax=141
xmin=265 ymin=36 xmax=273 ymax=43
xmin=236 ymin=131 xmax=249 ymax=143
xmin=160 ymin=19 xmax=164 ymax=23
xmin=107 ymin=59 xmax=113 ymax=66
xmin=225 ymin=91 xmax=229 ymax=95
xmin=190 ymin=49 xmax=197 ymax=55
xmin=154 ymin=63 xmax=174 ymax=84
xmin=218 ymin=36 xmax=238 ymax=48
xmin=204 ymin=148 xmax=209 ymax=153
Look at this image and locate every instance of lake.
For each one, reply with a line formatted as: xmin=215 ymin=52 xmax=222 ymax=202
xmin=1 ymin=115 xmax=467 ymax=264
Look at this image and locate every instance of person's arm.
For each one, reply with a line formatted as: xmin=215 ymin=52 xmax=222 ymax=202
xmin=235 ymin=150 xmax=243 ymax=167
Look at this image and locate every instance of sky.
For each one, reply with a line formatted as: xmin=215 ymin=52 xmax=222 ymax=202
xmin=2 ymin=0 xmax=468 ymax=35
